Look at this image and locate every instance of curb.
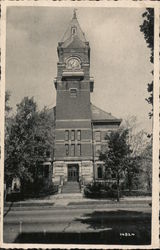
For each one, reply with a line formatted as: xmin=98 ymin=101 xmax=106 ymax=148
xmin=4 ymin=202 xmax=54 ymax=208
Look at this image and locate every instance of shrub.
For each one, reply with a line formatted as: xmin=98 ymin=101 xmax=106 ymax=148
xmin=5 ymin=183 xmax=58 ymax=202
xmin=84 ymin=181 xmax=121 ymax=199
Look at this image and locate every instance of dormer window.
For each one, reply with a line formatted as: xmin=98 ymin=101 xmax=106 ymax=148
xmin=71 ymin=27 xmax=77 ymax=35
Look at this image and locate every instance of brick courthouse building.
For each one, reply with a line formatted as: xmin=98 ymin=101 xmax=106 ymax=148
xmin=51 ymin=11 xmax=121 ymax=187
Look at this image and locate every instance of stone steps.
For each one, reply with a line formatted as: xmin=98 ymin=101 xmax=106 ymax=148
xmin=62 ymin=181 xmax=80 ymax=194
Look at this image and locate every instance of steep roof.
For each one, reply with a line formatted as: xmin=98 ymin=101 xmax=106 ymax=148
xmin=60 ymin=10 xmax=87 ymax=48
xmin=91 ymin=104 xmax=121 ymax=123
xmin=47 ymin=105 xmax=121 ymax=124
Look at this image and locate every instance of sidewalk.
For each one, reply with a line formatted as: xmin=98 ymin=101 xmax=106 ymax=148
xmin=4 ymin=194 xmax=152 ymax=208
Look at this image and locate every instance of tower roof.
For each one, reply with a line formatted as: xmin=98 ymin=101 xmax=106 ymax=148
xmin=60 ymin=9 xmax=87 ymax=47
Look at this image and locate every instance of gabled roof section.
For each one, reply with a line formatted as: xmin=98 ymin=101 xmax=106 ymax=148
xmin=60 ymin=10 xmax=87 ymax=48
xmin=91 ymin=104 xmax=122 ymax=123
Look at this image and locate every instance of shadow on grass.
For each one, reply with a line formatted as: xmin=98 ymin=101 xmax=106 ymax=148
xmin=14 ymin=210 xmax=151 ymax=245
xmin=75 ymin=210 xmax=151 ymax=245
xmin=75 ymin=210 xmax=151 ymax=228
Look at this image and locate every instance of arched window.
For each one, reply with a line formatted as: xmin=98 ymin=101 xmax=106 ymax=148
xmin=97 ymin=166 xmax=103 ymax=179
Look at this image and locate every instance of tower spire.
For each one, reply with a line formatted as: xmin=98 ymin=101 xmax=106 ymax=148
xmin=73 ymin=8 xmax=77 ymax=19
xmin=60 ymin=9 xmax=87 ymax=44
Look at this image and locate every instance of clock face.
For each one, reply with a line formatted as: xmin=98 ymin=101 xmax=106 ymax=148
xmin=66 ymin=57 xmax=81 ymax=70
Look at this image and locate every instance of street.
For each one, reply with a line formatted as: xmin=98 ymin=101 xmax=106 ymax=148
xmin=3 ymin=197 xmax=152 ymax=245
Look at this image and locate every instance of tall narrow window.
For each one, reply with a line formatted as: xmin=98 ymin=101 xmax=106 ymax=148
xmin=71 ymin=144 xmax=75 ymax=156
xmin=65 ymin=144 xmax=69 ymax=156
xmin=95 ymin=131 xmax=101 ymax=142
xmin=65 ymin=130 xmax=69 ymax=141
xmin=71 ymin=130 xmax=75 ymax=141
xmin=77 ymin=144 xmax=81 ymax=156
xmin=77 ymin=130 xmax=81 ymax=141
xmin=97 ymin=166 xmax=103 ymax=179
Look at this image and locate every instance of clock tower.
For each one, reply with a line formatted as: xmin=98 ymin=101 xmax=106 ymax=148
xmin=53 ymin=10 xmax=94 ymax=184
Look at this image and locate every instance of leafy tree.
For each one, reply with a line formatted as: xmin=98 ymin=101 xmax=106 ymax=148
xmin=5 ymin=91 xmax=13 ymax=145
xmin=122 ymin=116 xmax=149 ymax=155
xmin=4 ymin=91 xmax=13 ymax=199
xmin=140 ymin=8 xmax=154 ymax=64
xmin=5 ymin=96 xmax=55 ymax=195
xmin=140 ymin=8 xmax=154 ymax=118
xmin=99 ymin=128 xmax=134 ymax=201
xmin=121 ymin=116 xmax=151 ymax=190
xmin=4 ymin=91 xmax=13 ymax=173
xmin=5 ymin=91 xmax=12 ymax=116
xmin=35 ymin=107 xmax=55 ymax=161
xmin=5 ymin=97 xmax=39 ymax=188
xmin=27 ymin=106 xmax=55 ymax=193
xmin=140 ymin=141 xmax=152 ymax=191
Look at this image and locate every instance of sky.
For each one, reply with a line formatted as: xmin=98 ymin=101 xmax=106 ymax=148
xmin=6 ymin=7 xmax=153 ymax=132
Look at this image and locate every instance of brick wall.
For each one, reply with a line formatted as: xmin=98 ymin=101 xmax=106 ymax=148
xmin=92 ymin=123 xmax=120 ymax=159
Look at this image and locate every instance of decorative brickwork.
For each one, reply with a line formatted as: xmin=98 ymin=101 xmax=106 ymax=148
xmin=53 ymin=11 xmax=121 ymax=187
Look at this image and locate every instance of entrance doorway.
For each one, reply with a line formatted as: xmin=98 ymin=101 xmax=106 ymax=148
xmin=68 ymin=164 xmax=79 ymax=182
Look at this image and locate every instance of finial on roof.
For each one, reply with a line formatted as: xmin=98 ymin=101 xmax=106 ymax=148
xmin=73 ymin=8 xmax=77 ymax=19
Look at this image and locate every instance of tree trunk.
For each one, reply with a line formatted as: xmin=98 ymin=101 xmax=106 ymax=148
xmin=117 ymin=187 xmax=120 ymax=202
xmin=128 ymin=171 xmax=132 ymax=193
xmin=117 ymin=175 xmax=120 ymax=202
